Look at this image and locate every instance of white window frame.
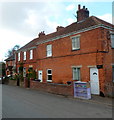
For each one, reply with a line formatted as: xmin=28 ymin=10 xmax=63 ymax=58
xmin=30 ymin=49 xmax=33 ymax=59
xmin=18 ymin=52 xmax=20 ymax=61
xmin=23 ymin=51 xmax=26 ymax=60
xmin=72 ymin=67 xmax=81 ymax=81
xmin=111 ymin=34 xmax=114 ymax=48
xmin=46 ymin=44 xmax=52 ymax=57
xmin=71 ymin=35 xmax=80 ymax=50
xmin=47 ymin=69 xmax=52 ymax=82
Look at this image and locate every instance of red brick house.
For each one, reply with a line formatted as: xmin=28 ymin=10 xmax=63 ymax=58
xmin=16 ymin=5 xmax=114 ymax=96
xmin=5 ymin=54 xmax=16 ymax=77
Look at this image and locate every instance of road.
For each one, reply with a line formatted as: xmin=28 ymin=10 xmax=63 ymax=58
xmin=2 ymin=85 xmax=112 ymax=118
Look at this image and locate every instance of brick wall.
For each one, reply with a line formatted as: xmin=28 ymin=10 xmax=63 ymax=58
xmin=30 ymin=80 xmax=74 ymax=96
xmin=16 ymin=48 xmax=37 ymax=73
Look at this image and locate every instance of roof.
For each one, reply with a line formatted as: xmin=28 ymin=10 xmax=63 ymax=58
xmin=4 ymin=54 xmax=15 ymax=61
xmin=17 ymin=16 xmax=114 ymax=52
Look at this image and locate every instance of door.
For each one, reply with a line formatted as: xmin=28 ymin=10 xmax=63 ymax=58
xmin=38 ymin=70 xmax=43 ymax=82
xmin=90 ymin=68 xmax=99 ymax=95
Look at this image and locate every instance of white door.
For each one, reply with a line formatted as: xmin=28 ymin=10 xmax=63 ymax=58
xmin=90 ymin=68 xmax=99 ymax=95
xmin=38 ymin=70 xmax=43 ymax=82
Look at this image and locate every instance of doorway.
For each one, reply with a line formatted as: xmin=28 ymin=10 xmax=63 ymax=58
xmin=38 ymin=70 xmax=43 ymax=82
xmin=90 ymin=68 xmax=99 ymax=95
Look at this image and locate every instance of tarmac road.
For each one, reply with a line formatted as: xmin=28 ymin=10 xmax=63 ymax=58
xmin=2 ymin=85 xmax=112 ymax=118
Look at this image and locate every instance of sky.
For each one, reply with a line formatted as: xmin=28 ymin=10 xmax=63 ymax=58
xmin=0 ymin=0 xmax=113 ymax=62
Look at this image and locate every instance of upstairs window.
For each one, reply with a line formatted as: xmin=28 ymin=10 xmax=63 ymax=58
xmin=30 ymin=50 xmax=33 ymax=59
xmin=46 ymin=44 xmax=52 ymax=57
xmin=72 ymin=67 xmax=81 ymax=81
xmin=18 ymin=52 xmax=20 ymax=61
xmin=71 ymin=36 xmax=80 ymax=50
xmin=111 ymin=34 xmax=114 ymax=48
xmin=23 ymin=51 xmax=26 ymax=60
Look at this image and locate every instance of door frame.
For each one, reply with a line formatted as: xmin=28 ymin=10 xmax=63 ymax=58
xmin=38 ymin=70 xmax=43 ymax=82
xmin=89 ymin=67 xmax=100 ymax=95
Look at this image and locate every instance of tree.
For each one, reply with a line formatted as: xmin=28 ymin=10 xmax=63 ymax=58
xmin=6 ymin=45 xmax=20 ymax=57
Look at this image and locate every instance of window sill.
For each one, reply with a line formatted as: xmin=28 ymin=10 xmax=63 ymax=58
xmin=47 ymin=56 xmax=52 ymax=58
xmin=72 ymin=49 xmax=80 ymax=51
xmin=47 ymin=80 xmax=52 ymax=82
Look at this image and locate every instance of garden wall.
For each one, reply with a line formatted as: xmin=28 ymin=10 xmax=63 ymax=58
xmin=30 ymin=81 xmax=74 ymax=97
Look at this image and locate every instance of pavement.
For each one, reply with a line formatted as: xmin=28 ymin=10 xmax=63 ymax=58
xmin=89 ymin=95 xmax=113 ymax=107
xmin=51 ymin=92 xmax=113 ymax=107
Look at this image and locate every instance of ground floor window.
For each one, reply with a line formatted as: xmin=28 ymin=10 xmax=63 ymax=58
xmin=72 ymin=67 xmax=80 ymax=81
xmin=47 ymin=69 xmax=52 ymax=82
xmin=112 ymin=67 xmax=114 ymax=82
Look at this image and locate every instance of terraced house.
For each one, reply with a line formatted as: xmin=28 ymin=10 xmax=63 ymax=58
xmin=16 ymin=5 xmax=114 ymax=96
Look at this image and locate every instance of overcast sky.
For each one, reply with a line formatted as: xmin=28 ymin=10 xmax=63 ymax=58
xmin=0 ymin=0 xmax=113 ymax=62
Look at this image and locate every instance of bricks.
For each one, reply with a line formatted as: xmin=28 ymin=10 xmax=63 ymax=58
xmin=15 ymin=27 xmax=114 ymax=97
xmin=30 ymin=80 xmax=74 ymax=96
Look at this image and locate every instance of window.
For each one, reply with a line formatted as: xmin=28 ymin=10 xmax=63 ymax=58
xmin=71 ymin=36 xmax=80 ymax=50
xmin=72 ymin=67 xmax=80 ymax=81
xmin=112 ymin=67 xmax=114 ymax=82
xmin=46 ymin=45 xmax=52 ymax=57
xmin=23 ymin=51 xmax=26 ymax=60
xmin=30 ymin=50 xmax=33 ymax=59
xmin=18 ymin=52 xmax=20 ymax=61
xmin=111 ymin=34 xmax=114 ymax=48
xmin=47 ymin=69 xmax=52 ymax=82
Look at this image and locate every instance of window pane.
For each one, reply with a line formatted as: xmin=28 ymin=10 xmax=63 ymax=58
xmin=48 ymin=70 xmax=52 ymax=74
xmin=30 ymin=50 xmax=33 ymax=59
xmin=73 ymin=68 xmax=80 ymax=80
xmin=47 ymin=45 xmax=52 ymax=57
xmin=18 ymin=53 xmax=20 ymax=61
xmin=48 ymin=75 xmax=52 ymax=80
xmin=24 ymin=52 xmax=26 ymax=60
xmin=72 ymin=37 xmax=80 ymax=50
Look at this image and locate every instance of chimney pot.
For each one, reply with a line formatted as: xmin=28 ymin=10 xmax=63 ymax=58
xmin=83 ymin=6 xmax=85 ymax=9
xmin=78 ymin=4 xmax=81 ymax=10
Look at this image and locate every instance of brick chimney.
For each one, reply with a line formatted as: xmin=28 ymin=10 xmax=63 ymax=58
xmin=38 ymin=31 xmax=45 ymax=38
xmin=77 ymin=4 xmax=89 ymax=22
xmin=56 ymin=26 xmax=64 ymax=32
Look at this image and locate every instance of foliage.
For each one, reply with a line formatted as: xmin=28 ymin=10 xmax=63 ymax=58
xmin=19 ymin=63 xmax=23 ymax=74
xmin=27 ymin=68 xmax=36 ymax=80
xmin=18 ymin=63 xmax=24 ymax=82
xmin=6 ymin=45 xmax=20 ymax=57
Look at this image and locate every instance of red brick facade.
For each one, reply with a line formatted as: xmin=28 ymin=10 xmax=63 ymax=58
xmin=5 ymin=54 xmax=16 ymax=76
xmin=15 ymin=5 xmax=114 ymax=96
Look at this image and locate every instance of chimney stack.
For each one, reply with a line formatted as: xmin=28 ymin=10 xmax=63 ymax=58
xmin=56 ymin=26 xmax=64 ymax=32
xmin=38 ymin=31 xmax=45 ymax=38
xmin=77 ymin=4 xmax=89 ymax=22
